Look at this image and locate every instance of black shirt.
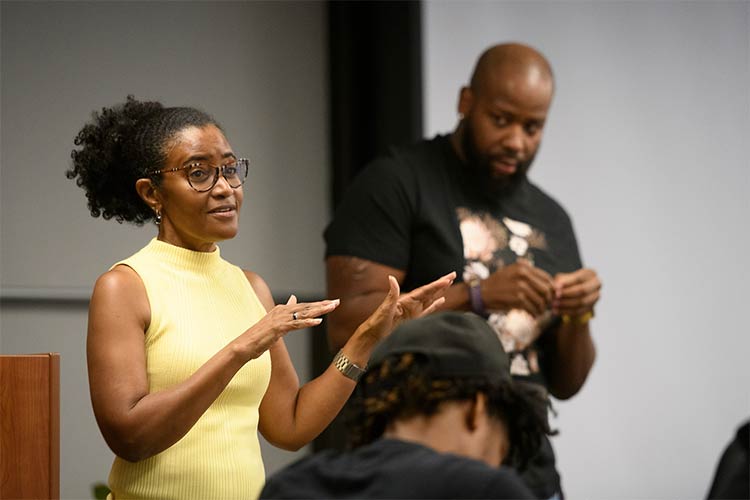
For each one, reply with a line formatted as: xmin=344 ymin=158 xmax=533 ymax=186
xmin=260 ymin=439 xmax=535 ymax=499
xmin=325 ymin=135 xmax=582 ymax=388
xmin=325 ymin=135 xmax=585 ymax=498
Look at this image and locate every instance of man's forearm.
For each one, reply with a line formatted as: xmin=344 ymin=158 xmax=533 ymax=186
xmin=545 ymin=322 xmax=596 ymax=399
xmin=439 ymin=281 xmax=475 ymax=312
xmin=327 ymin=291 xmax=389 ymax=350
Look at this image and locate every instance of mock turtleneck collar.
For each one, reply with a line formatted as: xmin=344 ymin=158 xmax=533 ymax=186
xmin=146 ymin=238 xmax=224 ymax=274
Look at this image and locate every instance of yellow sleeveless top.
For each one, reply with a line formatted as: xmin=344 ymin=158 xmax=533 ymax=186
xmin=107 ymin=238 xmax=272 ymax=499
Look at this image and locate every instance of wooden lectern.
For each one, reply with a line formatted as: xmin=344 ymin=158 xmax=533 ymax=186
xmin=0 ymin=353 xmax=60 ymax=499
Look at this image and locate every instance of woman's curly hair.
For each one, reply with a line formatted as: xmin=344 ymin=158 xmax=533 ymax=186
xmin=347 ymin=352 xmax=555 ymax=471
xmin=66 ymin=95 xmax=219 ymax=224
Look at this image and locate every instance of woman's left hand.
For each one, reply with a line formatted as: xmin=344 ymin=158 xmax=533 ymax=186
xmin=354 ymin=271 xmax=456 ymax=345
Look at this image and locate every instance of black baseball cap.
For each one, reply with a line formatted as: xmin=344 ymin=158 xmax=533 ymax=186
xmin=369 ymin=311 xmax=511 ymax=382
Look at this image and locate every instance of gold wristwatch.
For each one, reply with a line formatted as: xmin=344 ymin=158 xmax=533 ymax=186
xmin=333 ymin=349 xmax=367 ymax=382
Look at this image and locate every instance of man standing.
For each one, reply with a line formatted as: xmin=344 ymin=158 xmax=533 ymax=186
xmin=261 ymin=312 xmax=548 ymax=499
xmin=324 ymin=42 xmax=602 ymax=498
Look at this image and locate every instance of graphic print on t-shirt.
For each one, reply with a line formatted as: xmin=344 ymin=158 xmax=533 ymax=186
xmin=457 ymin=207 xmax=551 ymax=377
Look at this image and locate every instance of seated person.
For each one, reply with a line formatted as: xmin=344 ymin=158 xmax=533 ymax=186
xmin=261 ymin=311 xmax=552 ymax=499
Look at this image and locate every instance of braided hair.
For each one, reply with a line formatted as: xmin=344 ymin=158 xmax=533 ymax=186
xmin=67 ymin=95 xmax=219 ymax=224
xmin=347 ymin=353 xmax=555 ymax=470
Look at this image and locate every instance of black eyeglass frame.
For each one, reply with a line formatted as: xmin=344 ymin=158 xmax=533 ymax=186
xmin=150 ymin=158 xmax=250 ymax=192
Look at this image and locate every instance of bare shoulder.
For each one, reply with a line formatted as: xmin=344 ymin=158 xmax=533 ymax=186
xmin=242 ymin=269 xmax=265 ymax=287
xmin=91 ymin=264 xmax=150 ymax=329
xmin=94 ymin=264 xmax=141 ymax=290
xmin=242 ymin=269 xmax=274 ymax=311
xmin=92 ymin=265 xmax=146 ymax=304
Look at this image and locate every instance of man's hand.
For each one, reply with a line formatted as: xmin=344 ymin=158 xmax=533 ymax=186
xmin=552 ymin=268 xmax=602 ymax=318
xmin=480 ymin=259 xmax=555 ymax=317
xmin=544 ymin=267 xmax=600 ymax=399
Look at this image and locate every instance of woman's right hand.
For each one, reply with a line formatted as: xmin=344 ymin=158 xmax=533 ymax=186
xmin=236 ymin=296 xmax=340 ymax=362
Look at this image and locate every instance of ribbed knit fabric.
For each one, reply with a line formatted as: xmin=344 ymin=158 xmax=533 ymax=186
xmin=106 ymin=238 xmax=272 ymax=500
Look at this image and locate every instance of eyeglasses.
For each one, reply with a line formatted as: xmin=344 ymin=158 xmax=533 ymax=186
xmin=151 ymin=158 xmax=249 ymax=192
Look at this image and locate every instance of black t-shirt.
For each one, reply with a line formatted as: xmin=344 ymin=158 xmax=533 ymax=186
xmin=325 ymin=135 xmax=582 ymax=387
xmin=260 ymin=439 xmax=535 ymax=499
xmin=325 ymin=135 xmax=584 ymax=498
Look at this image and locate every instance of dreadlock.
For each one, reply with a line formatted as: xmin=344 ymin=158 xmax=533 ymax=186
xmin=347 ymin=352 xmax=555 ymax=470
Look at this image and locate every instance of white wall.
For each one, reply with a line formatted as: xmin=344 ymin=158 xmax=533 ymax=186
xmin=424 ymin=1 xmax=749 ymax=498
xmin=1 ymin=2 xmax=327 ymax=498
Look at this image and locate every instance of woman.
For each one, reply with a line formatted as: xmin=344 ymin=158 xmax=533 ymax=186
xmin=67 ymin=96 xmax=455 ymax=499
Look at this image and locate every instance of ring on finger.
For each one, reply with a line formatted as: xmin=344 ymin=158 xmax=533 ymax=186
xmin=293 ymin=312 xmax=298 ymax=320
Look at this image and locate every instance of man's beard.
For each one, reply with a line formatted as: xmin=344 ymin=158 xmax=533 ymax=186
xmin=461 ymin=121 xmax=534 ymax=199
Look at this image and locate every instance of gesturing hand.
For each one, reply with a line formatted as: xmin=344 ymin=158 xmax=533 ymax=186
xmin=354 ymin=271 xmax=456 ymax=344
xmin=240 ymin=296 xmax=340 ymax=361
xmin=481 ymin=259 xmax=554 ymax=317
xmin=552 ymin=268 xmax=601 ymax=318
xmin=394 ymin=271 xmax=456 ymax=327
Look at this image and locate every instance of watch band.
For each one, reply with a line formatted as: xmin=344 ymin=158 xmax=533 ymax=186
xmin=468 ymin=278 xmax=488 ymax=318
xmin=333 ymin=349 xmax=367 ymax=382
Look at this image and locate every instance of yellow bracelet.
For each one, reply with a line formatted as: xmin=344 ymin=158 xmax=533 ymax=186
xmin=561 ymin=311 xmax=594 ymax=325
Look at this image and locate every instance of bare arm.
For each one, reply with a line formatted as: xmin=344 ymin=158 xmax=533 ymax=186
xmin=543 ymin=322 xmax=596 ymax=400
xmin=87 ymin=266 xmax=333 ymax=462
xmin=254 ymin=271 xmax=386 ymax=451
xmin=258 ymin=269 xmax=454 ymax=450
xmin=326 ymin=256 xmax=405 ymax=350
xmin=326 ymin=256 xmax=555 ymax=350
xmin=327 ymin=256 xmax=470 ymax=350
xmin=88 ymin=266 xmax=247 ymax=462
